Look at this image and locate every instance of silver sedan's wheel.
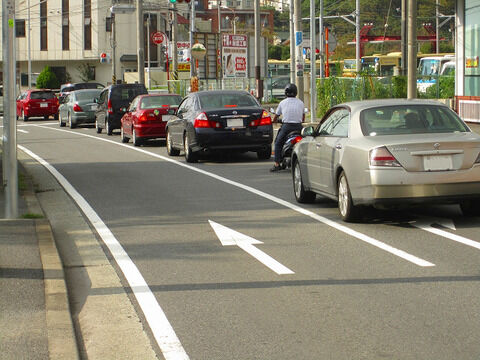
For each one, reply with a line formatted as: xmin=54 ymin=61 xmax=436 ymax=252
xmin=166 ymin=130 xmax=180 ymax=156
xmin=68 ymin=113 xmax=76 ymax=129
xmin=59 ymin=113 xmax=66 ymax=127
xmin=292 ymin=160 xmax=315 ymax=203
xmin=337 ymin=171 xmax=360 ymax=222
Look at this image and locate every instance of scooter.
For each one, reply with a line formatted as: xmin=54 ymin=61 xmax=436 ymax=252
xmin=279 ymin=129 xmax=303 ymax=170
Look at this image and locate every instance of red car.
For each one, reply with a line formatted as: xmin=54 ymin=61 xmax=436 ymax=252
xmin=16 ymin=89 xmax=59 ymax=121
xmin=120 ymin=93 xmax=182 ymax=146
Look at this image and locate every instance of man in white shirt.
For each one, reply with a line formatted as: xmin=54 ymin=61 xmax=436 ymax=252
xmin=270 ymin=83 xmax=305 ymax=172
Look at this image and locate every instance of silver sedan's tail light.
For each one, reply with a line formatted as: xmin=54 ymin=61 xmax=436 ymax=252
xmin=369 ymin=146 xmax=401 ymax=167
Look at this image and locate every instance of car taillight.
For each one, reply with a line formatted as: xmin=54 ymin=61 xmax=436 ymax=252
xmin=139 ymin=111 xmax=156 ymax=122
xmin=369 ymin=146 xmax=401 ymax=167
xmin=250 ymin=110 xmax=272 ymax=127
xmin=73 ymin=103 xmax=83 ymax=112
xmin=107 ymin=99 xmax=113 ymax=114
xmin=291 ymin=136 xmax=303 ymax=145
xmin=194 ymin=112 xmax=220 ymax=128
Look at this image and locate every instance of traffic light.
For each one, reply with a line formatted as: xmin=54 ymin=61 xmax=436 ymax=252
xmin=169 ymin=0 xmax=176 ymax=3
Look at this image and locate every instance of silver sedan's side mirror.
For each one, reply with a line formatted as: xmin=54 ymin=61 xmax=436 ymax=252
xmin=301 ymin=126 xmax=314 ymax=137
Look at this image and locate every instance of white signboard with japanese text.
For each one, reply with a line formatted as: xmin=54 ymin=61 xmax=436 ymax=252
xmin=222 ymin=34 xmax=248 ymax=78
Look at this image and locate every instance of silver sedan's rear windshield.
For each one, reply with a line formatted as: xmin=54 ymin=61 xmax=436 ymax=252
xmin=198 ymin=93 xmax=259 ymax=109
xmin=360 ymin=105 xmax=470 ymax=136
xmin=74 ymin=90 xmax=102 ymax=101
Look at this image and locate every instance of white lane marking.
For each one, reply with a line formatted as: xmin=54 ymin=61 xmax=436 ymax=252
xmin=209 ymin=220 xmax=295 ymax=275
xmin=30 ymin=125 xmax=435 ymax=267
xmin=18 ymin=129 xmax=29 ymax=133
xmin=413 ymin=220 xmax=480 ymax=250
xmin=18 ymin=145 xmax=190 ymax=360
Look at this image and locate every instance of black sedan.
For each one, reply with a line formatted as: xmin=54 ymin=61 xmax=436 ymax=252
xmin=165 ymin=90 xmax=273 ymax=162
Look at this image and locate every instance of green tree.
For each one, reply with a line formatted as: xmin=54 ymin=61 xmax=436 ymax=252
xmin=36 ymin=66 xmax=60 ymax=89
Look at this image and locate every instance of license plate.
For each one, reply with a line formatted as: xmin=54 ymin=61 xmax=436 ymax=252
xmin=423 ymin=155 xmax=453 ymax=171
xmin=162 ymin=115 xmax=172 ymax=122
xmin=91 ymin=104 xmax=98 ymax=110
xmin=227 ymin=118 xmax=244 ymax=128
xmin=40 ymin=103 xmax=48 ymax=108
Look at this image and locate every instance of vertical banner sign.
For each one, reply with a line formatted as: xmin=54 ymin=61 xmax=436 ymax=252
xmin=177 ymin=42 xmax=191 ymax=72
xmin=222 ymin=34 xmax=248 ymax=78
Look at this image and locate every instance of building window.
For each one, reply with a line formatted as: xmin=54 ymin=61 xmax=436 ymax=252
xmin=62 ymin=0 xmax=69 ymax=50
xmin=16 ymin=19 xmax=26 ymax=37
xmin=40 ymin=1 xmax=47 ymax=50
xmin=84 ymin=0 xmax=92 ymax=50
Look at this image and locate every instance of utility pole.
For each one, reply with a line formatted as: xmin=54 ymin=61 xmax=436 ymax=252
xmin=2 ymin=0 xmax=19 ymax=218
xmin=401 ymin=0 xmax=407 ymax=75
xmin=319 ymin=0 xmax=324 ymax=78
xmin=355 ymin=0 xmax=360 ymax=76
xmin=27 ymin=0 xmax=32 ymax=88
xmin=407 ymin=0 xmax=417 ymax=99
xmin=190 ymin=0 xmax=195 ymax=77
xmin=171 ymin=3 xmax=178 ymax=79
xmin=147 ymin=13 xmax=151 ymax=89
xmin=435 ymin=0 xmax=439 ymax=53
xmin=310 ymin=0 xmax=316 ymax=122
xmin=294 ymin=0 xmax=304 ymax=101
xmin=289 ymin=0 xmax=294 ymax=83
xmin=136 ymin=0 xmax=145 ymax=84
xmin=111 ymin=12 xmax=117 ymax=84
xmin=254 ymin=0 xmax=263 ymax=100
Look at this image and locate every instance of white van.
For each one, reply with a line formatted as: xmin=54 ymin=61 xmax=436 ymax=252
xmin=440 ymin=60 xmax=455 ymax=76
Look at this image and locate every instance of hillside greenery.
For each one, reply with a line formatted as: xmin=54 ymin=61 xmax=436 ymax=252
xmin=270 ymin=0 xmax=455 ymax=60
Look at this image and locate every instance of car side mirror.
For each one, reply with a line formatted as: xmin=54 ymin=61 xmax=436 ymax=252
xmin=301 ymin=126 xmax=314 ymax=137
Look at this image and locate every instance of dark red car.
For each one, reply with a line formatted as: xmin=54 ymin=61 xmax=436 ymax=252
xmin=120 ymin=93 xmax=182 ymax=146
xmin=16 ymin=89 xmax=59 ymax=121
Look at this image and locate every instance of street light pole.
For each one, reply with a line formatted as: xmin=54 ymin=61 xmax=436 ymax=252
xmin=136 ymin=0 xmax=145 ymax=84
xmin=2 ymin=0 xmax=19 ymax=218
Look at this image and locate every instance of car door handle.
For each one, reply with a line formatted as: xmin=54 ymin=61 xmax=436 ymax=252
xmin=335 ymin=144 xmax=342 ymax=150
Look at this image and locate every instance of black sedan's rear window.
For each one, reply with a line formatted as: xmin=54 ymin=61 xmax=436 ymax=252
xmin=198 ymin=93 xmax=258 ymax=110
xmin=30 ymin=91 xmax=56 ymax=100
xmin=360 ymin=105 xmax=470 ymax=136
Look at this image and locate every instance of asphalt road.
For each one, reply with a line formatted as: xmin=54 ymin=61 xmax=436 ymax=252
xmin=6 ymin=120 xmax=480 ymax=359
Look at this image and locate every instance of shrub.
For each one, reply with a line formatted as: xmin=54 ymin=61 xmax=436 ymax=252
xmin=36 ymin=66 xmax=60 ymax=89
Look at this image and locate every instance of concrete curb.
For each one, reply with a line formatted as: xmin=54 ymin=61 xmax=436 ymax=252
xmin=22 ymin=169 xmax=80 ymax=360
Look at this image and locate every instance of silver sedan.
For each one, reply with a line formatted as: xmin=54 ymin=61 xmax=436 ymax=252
xmin=291 ymin=99 xmax=480 ymax=222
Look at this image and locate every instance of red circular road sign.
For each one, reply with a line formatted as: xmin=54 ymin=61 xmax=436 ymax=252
xmin=151 ymin=32 xmax=165 ymax=45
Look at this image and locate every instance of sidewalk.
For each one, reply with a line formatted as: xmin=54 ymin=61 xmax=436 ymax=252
xmin=0 ymin=149 xmax=79 ymax=360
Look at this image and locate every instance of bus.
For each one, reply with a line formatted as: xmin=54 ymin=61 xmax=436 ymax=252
xmin=417 ymin=53 xmax=454 ymax=92
xmin=361 ymin=52 xmax=402 ymax=76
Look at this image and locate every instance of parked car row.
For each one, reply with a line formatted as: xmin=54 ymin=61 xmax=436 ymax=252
xmin=16 ymin=84 xmax=479 ymax=223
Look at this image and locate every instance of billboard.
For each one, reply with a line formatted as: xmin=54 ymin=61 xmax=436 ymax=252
xmin=222 ymin=34 xmax=248 ymax=78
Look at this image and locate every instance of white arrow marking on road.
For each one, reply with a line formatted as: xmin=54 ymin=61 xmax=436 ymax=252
xmin=18 ymin=129 xmax=29 ymax=133
xmin=412 ymin=217 xmax=480 ymax=250
xmin=209 ymin=220 xmax=295 ymax=275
